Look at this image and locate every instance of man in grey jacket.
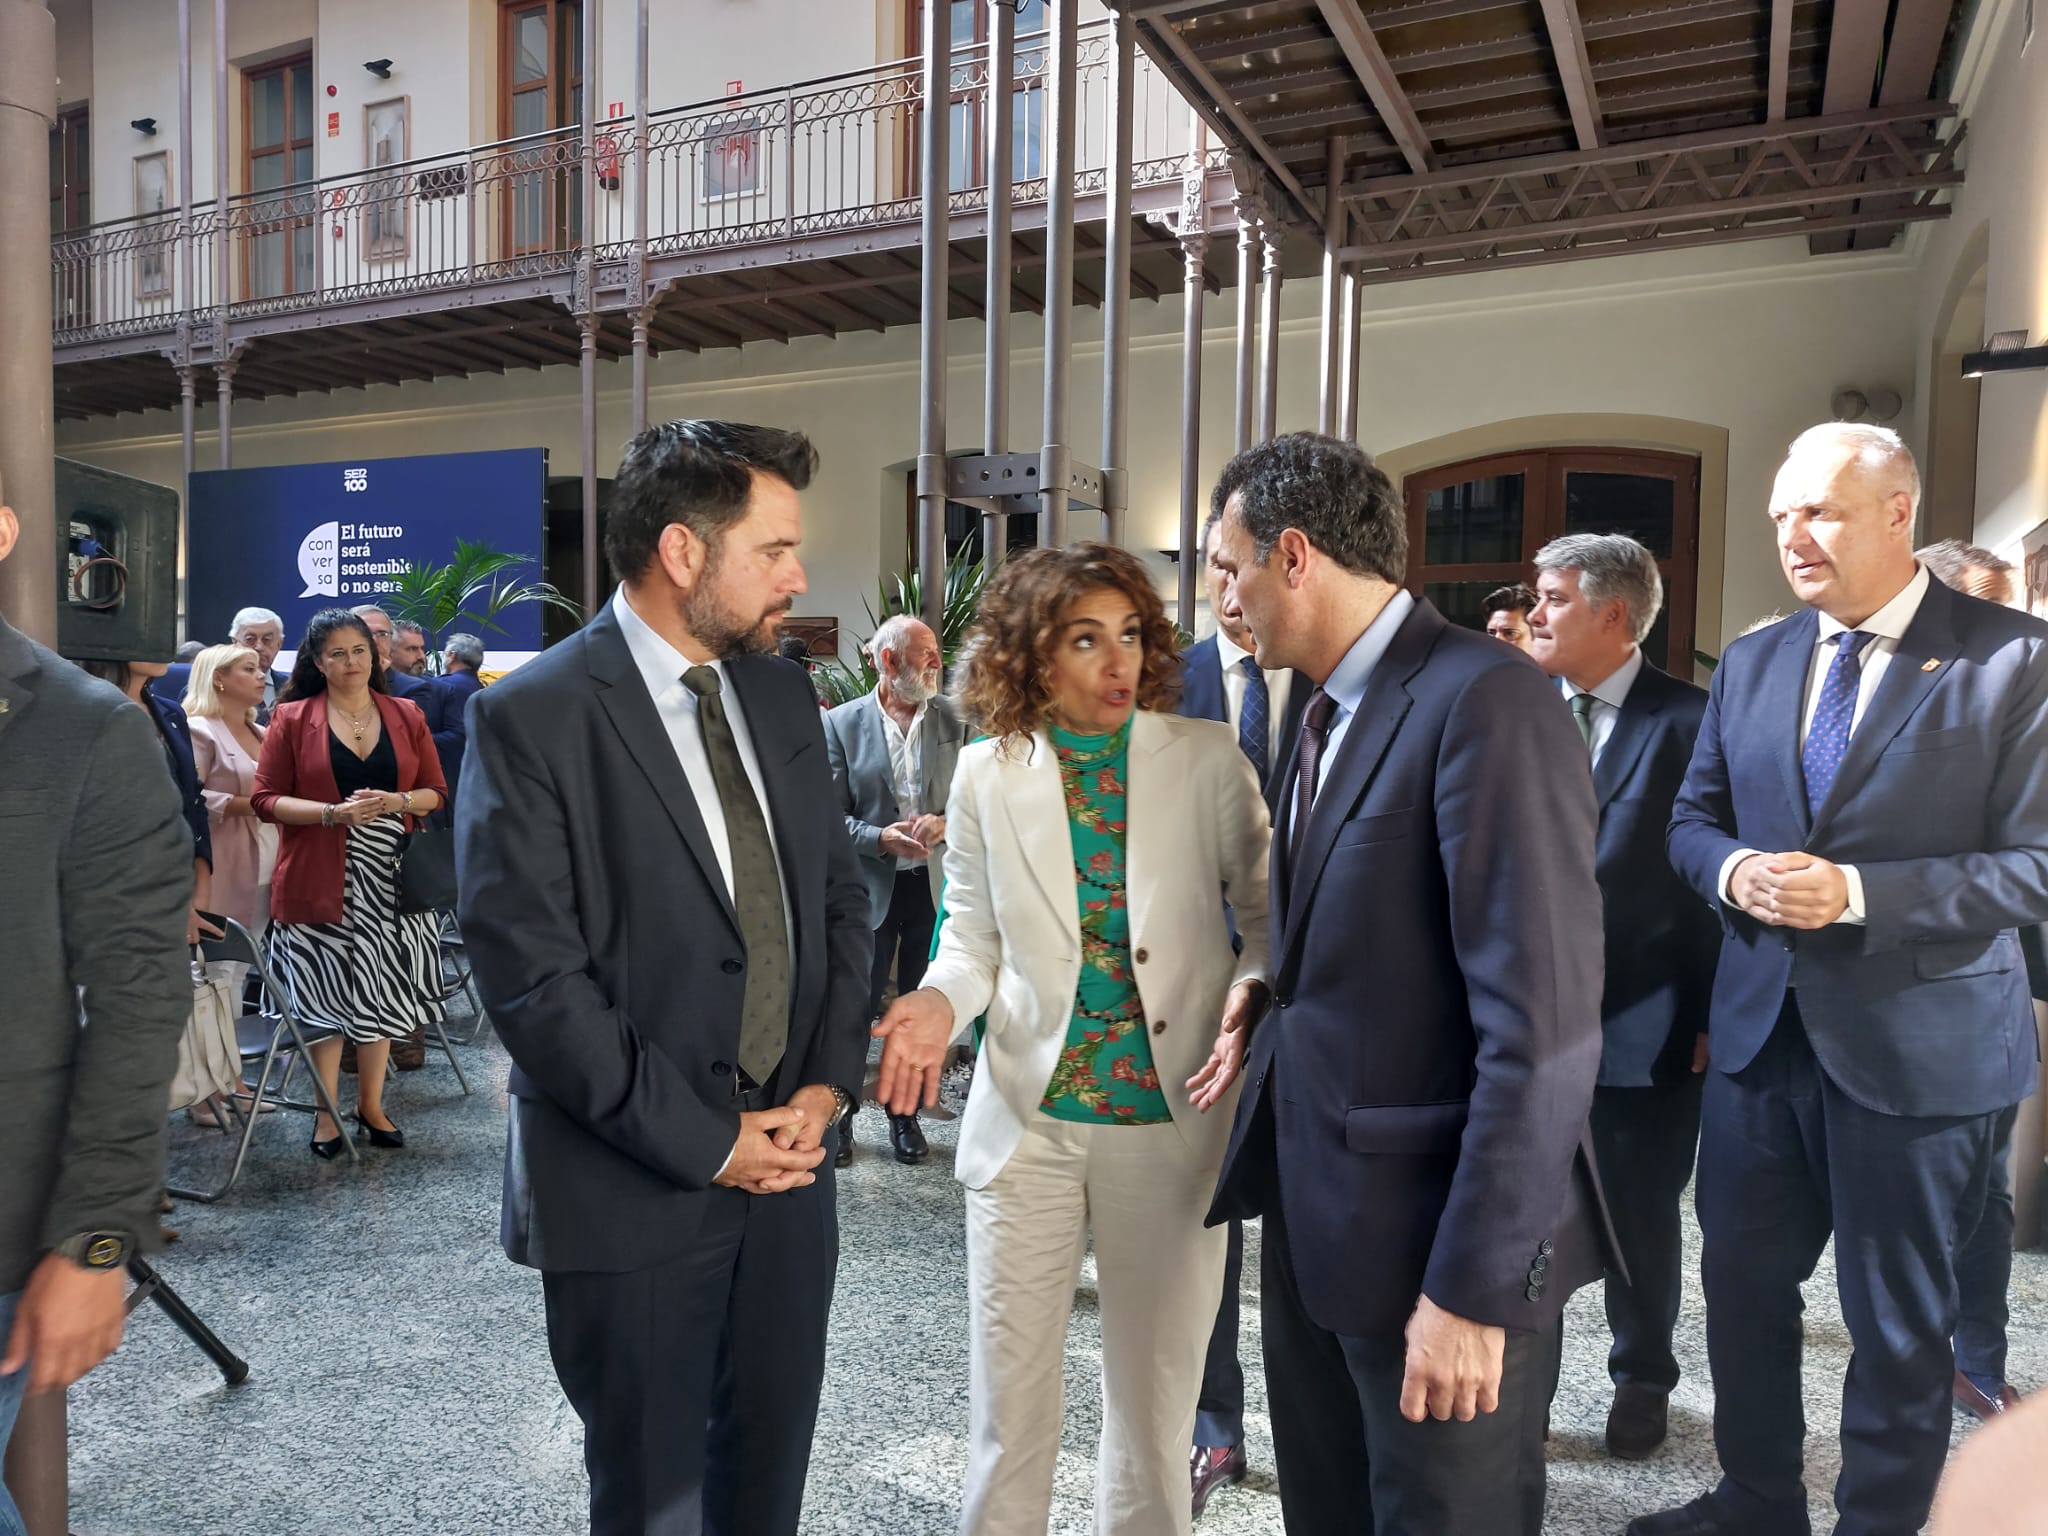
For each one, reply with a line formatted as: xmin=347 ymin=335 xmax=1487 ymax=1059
xmin=0 ymin=478 xmax=193 ymax=1524
xmin=823 ymin=614 xmax=964 ymax=1167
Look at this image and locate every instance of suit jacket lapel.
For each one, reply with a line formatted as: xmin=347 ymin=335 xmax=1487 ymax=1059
xmin=1122 ymin=711 xmax=1180 ymax=951
xmin=1809 ymin=581 xmax=1960 ymax=837
xmin=998 ymin=732 xmax=1081 ymax=950
xmin=1762 ymin=612 xmax=1820 ymax=834
xmin=585 ymin=608 xmax=740 ymax=936
xmin=1276 ymin=605 xmax=1434 ymax=969
xmin=1590 ymin=664 xmax=1662 ymax=808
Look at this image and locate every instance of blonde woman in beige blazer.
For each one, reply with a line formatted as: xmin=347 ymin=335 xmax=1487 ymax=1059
xmin=876 ymin=544 xmax=1271 ymax=1536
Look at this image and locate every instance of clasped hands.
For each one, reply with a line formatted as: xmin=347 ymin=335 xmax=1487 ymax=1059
xmin=327 ymin=789 xmax=407 ymax=827
xmin=713 ymin=1083 xmax=839 ymax=1195
xmin=1729 ymin=850 xmax=1849 ymax=929
xmin=878 ymin=814 xmax=946 ymax=863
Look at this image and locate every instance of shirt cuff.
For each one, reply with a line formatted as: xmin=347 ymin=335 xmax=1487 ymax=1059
xmin=1836 ymin=864 xmax=1866 ymax=925
xmin=715 ymin=1145 xmax=735 ymax=1180
xmin=1718 ymin=848 xmax=1762 ymax=908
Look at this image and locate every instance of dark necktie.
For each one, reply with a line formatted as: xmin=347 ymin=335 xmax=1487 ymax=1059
xmin=1237 ymin=657 xmax=1270 ymax=784
xmin=1288 ymin=688 xmax=1337 ymax=884
xmin=1801 ymin=630 xmax=1874 ymax=812
xmin=683 ymin=666 xmax=790 ymax=1086
xmin=1569 ymin=692 xmax=1596 ymax=752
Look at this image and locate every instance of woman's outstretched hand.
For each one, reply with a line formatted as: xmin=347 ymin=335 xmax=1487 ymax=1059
xmin=873 ymin=988 xmax=957 ymax=1115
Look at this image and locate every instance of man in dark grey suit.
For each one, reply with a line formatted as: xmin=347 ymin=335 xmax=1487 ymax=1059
xmin=456 ymin=421 xmax=872 ymax=1536
xmin=1528 ymin=532 xmax=1715 ymax=1462
xmin=1641 ymin=425 xmax=2048 ymax=1536
xmin=0 ymin=482 xmax=193 ymax=1526
xmin=1206 ymin=434 xmax=1610 ymax=1535
xmin=823 ymin=613 xmax=964 ymax=1167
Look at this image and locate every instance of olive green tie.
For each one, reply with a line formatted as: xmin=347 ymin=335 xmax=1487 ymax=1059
xmin=1569 ymin=691 xmax=1597 ymax=752
xmin=683 ymin=666 xmax=789 ymax=1086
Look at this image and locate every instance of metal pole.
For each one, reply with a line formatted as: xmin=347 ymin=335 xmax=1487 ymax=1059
xmin=1317 ymin=136 xmax=1345 ymax=435
xmin=1038 ymin=0 xmax=1079 ymax=549
xmin=181 ymin=366 xmax=197 ymax=525
xmin=630 ymin=0 xmax=651 ymax=435
xmin=216 ymin=357 xmax=234 ymax=469
xmin=1233 ymin=212 xmax=1257 ymax=454
xmin=1099 ymin=4 xmax=1135 ymax=548
xmin=914 ymin=0 xmax=949 ymax=633
xmin=1337 ymin=265 xmax=1360 ymax=442
xmin=1177 ymin=220 xmax=1207 ymax=633
xmin=580 ymin=319 xmax=599 ymax=617
xmin=178 ymin=0 xmax=195 ymax=594
xmin=982 ymin=0 xmax=1013 ymax=566
xmin=1258 ymin=222 xmax=1282 ymax=441
xmin=214 ymin=0 xmax=227 ymax=325
xmin=0 ymin=0 xmax=59 ymax=647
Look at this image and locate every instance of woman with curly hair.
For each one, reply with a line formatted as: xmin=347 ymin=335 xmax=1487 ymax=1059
xmin=875 ymin=542 xmax=1272 ymax=1536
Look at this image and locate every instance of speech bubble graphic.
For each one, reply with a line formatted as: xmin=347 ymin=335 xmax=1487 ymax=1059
xmin=298 ymin=520 xmax=341 ymax=598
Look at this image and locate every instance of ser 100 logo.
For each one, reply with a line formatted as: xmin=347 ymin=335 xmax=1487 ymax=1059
xmin=342 ymin=467 xmax=369 ymax=492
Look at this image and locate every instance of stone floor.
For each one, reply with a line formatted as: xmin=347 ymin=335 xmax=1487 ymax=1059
xmin=64 ymin=1007 xmax=2047 ymax=1535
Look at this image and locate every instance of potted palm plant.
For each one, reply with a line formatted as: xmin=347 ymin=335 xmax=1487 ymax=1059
xmin=814 ymin=546 xmax=989 ymax=707
xmin=385 ymin=539 xmax=584 ymax=672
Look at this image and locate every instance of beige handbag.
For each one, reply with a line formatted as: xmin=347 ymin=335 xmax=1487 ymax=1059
xmin=169 ymin=959 xmax=244 ymax=1111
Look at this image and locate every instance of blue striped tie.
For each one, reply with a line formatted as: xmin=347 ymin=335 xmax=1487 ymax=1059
xmin=1801 ymin=630 xmax=1873 ymax=812
xmin=1237 ymin=657 xmax=1269 ymax=784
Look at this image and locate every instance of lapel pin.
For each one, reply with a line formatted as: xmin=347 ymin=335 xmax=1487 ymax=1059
xmin=1920 ymin=658 xmax=1941 ymax=673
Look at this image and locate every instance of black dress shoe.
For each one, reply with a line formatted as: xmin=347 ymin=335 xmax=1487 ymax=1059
xmin=309 ymin=1131 xmax=348 ymax=1160
xmin=1626 ymin=1493 xmax=1806 ymax=1536
xmin=890 ymin=1113 xmax=929 ymax=1164
xmin=351 ymin=1112 xmax=405 ymax=1149
xmin=1190 ymin=1444 xmax=1246 ymax=1521
xmin=835 ymin=1128 xmax=854 ymax=1168
xmin=1606 ymin=1382 xmax=1670 ymax=1460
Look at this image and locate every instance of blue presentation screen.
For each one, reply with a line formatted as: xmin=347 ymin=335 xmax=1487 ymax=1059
xmin=187 ymin=448 xmax=548 ymax=651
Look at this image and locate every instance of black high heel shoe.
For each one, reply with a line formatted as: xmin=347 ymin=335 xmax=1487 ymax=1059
xmin=351 ymin=1112 xmax=405 ymax=1150
xmin=310 ymin=1128 xmax=348 ymax=1160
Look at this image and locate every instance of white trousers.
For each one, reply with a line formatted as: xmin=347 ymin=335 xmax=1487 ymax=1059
xmin=959 ymin=1116 xmax=1228 ymax=1536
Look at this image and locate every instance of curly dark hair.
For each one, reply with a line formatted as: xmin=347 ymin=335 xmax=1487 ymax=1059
xmin=605 ymin=419 xmax=820 ymax=584
xmin=280 ymin=608 xmax=389 ymax=702
xmin=954 ymin=542 xmax=1181 ymax=751
xmin=1211 ymin=432 xmax=1407 ymax=585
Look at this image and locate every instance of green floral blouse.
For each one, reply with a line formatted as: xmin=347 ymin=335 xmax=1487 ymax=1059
xmin=1039 ymin=720 xmax=1172 ymax=1125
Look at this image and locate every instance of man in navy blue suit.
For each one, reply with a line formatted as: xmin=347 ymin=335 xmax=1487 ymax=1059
xmin=1207 ymin=433 xmax=1610 ymax=1535
xmin=1528 ymin=533 xmax=1716 ymax=1463
xmin=1639 ymin=424 xmax=2048 ymax=1536
xmin=433 ymin=632 xmax=487 ymax=813
xmin=352 ymin=604 xmax=445 ymax=733
xmin=1176 ymin=509 xmax=1310 ymax=1517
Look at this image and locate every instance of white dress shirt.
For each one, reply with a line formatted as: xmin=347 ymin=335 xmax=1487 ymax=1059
xmin=1212 ymin=630 xmax=1294 ymax=769
xmin=1560 ymin=646 xmax=1645 ymax=768
xmin=1716 ymin=563 xmax=1933 ymax=926
xmin=1311 ymin=589 xmax=1416 ymax=799
xmin=613 ymin=586 xmax=793 ymax=953
xmin=881 ymin=699 xmax=927 ymax=870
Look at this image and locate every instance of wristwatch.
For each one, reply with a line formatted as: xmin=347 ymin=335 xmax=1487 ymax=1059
xmin=52 ymin=1231 xmax=132 ymax=1271
xmin=828 ymin=1086 xmax=856 ymax=1125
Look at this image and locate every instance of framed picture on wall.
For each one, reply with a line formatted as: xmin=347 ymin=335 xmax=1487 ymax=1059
xmin=364 ymin=96 xmax=411 ymax=260
xmin=2019 ymin=522 xmax=2048 ymax=621
xmin=703 ymin=112 xmax=762 ymax=200
xmin=133 ymin=150 xmax=173 ymax=300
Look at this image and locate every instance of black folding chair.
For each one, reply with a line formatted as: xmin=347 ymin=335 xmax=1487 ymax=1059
xmin=128 ymin=1257 xmax=249 ymax=1385
xmin=167 ymin=918 xmax=358 ymax=1203
xmin=436 ymin=913 xmax=489 ymax=1049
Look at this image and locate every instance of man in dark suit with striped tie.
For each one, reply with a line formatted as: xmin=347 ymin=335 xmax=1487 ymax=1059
xmin=1176 ymin=509 xmax=1309 ymax=1517
xmin=1638 ymin=424 xmax=2048 ymax=1536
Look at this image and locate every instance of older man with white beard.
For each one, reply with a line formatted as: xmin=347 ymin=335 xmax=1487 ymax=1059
xmin=824 ymin=614 xmax=966 ymax=1166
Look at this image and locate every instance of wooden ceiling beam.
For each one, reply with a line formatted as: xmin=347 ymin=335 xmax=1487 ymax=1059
xmin=1580 ymin=0 xmax=1758 ymax=43
xmin=1315 ymin=0 xmax=1438 ymax=173
xmin=1537 ymin=0 xmax=1604 ymax=149
xmin=1767 ymin=0 xmax=1796 ymax=119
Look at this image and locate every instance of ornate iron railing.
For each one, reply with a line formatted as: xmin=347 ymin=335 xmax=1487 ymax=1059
xmin=51 ymin=23 xmax=1206 ymax=347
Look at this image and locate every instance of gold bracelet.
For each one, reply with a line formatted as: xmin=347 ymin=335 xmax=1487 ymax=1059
xmin=320 ymin=803 xmax=335 ymax=828
xmin=401 ymin=791 xmax=414 ymax=816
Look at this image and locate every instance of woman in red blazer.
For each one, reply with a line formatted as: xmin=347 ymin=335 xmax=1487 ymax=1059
xmin=253 ymin=607 xmax=447 ymax=1158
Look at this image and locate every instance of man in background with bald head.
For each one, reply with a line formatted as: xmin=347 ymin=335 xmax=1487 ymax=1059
xmin=1637 ymin=426 xmax=2048 ymax=1536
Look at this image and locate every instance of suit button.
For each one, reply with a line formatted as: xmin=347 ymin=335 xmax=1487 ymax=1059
xmin=1538 ymin=1239 xmax=1554 ymax=1256
xmin=1532 ymin=1254 xmax=1549 ymax=1273
xmin=1152 ymin=1020 xmax=1167 ymax=1035
xmin=1275 ymin=997 xmax=1290 ymax=1011
xmin=1134 ymin=947 xmax=1150 ymax=964
xmin=712 ymin=1061 xmax=732 ymax=1076
xmin=721 ymin=959 xmax=743 ymax=975
xmin=1525 ymin=1283 xmax=1543 ymax=1302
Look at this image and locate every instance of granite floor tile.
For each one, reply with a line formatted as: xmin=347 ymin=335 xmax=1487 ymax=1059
xmin=60 ymin=1019 xmax=2048 ymax=1534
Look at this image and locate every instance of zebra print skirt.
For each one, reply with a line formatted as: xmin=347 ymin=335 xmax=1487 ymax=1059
xmin=263 ymin=816 xmax=445 ymax=1044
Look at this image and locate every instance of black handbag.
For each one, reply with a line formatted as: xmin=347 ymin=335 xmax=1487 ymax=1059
xmin=396 ymin=825 xmax=458 ymax=915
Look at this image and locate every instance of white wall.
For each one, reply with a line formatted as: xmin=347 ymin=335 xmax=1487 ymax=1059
xmin=54 ymin=233 xmax=1919 ymax=656
xmin=1911 ymin=0 xmax=2048 ymax=561
xmin=51 ymin=0 xmax=92 ymax=116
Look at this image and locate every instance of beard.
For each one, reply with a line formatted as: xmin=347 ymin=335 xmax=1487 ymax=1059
xmin=683 ymin=569 xmax=792 ymax=659
xmin=890 ymin=661 xmax=940 ymax=705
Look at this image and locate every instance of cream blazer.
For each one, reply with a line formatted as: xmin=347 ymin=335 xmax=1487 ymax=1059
xmin=924 ymin=708 xmax=1272 ymax=1190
